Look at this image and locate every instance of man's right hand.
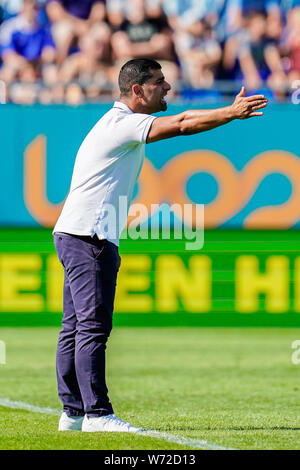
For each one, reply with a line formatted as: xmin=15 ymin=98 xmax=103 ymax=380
xmin=230 ymin=86 xmax=268 ymax=120
xmin=147 ymin=86 xmax=269 ymax=144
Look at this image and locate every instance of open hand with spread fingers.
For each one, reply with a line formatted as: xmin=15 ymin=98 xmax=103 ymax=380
xmin=231 ymin=86 xmax=268 ymax=119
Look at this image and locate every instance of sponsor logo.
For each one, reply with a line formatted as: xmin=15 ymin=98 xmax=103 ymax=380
xmin=24 ymin=136 xmax=300 ymax=229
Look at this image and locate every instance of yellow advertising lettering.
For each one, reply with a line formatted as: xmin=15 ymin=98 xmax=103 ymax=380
xmin=156 ymin=255 xmax=211 ymax=312
xmin=235 ymin=255 xmax=289 ymax=313
xmin=294 ymin=257 xmax=300 ymax=312
xmin=47 ymin=254 xmax=64 ymax=312
xmin=115 ymin=255 xmax=152 ymax=312
xmin=0 ymin=254 xmax=43 ymax=311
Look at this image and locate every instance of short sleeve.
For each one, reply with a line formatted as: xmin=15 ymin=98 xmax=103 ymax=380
xmin=117 ymin=113 xmax=156 ymax=144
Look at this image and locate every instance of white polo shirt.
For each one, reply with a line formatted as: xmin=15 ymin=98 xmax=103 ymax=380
xmin=53 ymin=101 xmax=156 ymax=246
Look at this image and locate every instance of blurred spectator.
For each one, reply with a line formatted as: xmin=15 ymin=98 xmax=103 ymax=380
xmin=163 ymin=0 xmax=210 ymax=29
xmin=59 ymin=22 xmax=112 ymax=94
xmin=38 ymin=82 xmax=64 ymax=102
xmin=237 ymin=10 xmax=287 ymax=93
xmin=106 ymin=0 xmax=125 ymax=30
xmin=111 ymin=0 xmax=178 ymax=90
xmin=0 ymin=0 xmax=49 ymax=32
xmin=9 ymin=80 xmax=38 ymax=102
xmin=111 ymin=0 xmax=174 ymax=61
xmin=174 ymin=20 xmax=222 ymax=88
xmin=163 ymin=0 xmax=222 ymax=87
xmin=282 ymin=5 xmax=300 ymax=83
xmin=218 ymin=0 xmax=282 ymax=79
xmin=64 ymin=80 xmax=84 ymax=104
xmin=46 ymin=0 xmax=106 ymax=64
xmin=0 ymin=0 xmax=56 ymax=85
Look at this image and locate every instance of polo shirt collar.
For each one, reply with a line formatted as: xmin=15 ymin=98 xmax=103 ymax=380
xmin=113 ymin=101 xmax=134 ymax=113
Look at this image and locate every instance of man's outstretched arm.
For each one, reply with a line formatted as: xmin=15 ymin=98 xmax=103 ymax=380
xmin=147 ymin=87 xmax=268 ymax=143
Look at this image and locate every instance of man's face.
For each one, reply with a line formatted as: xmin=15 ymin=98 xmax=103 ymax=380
xmin=141 ymin=69 xmax=171 ymax=113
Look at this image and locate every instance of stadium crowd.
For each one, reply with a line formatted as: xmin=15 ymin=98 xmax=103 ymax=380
xmin=0 ymin=0 xmax=299 ymax=104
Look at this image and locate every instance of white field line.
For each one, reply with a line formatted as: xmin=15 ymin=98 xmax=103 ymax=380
xmin=139 ymin=430 xmax=232 ymax=450
xmin=0 ymin=397 xmax=232 ymax=450
xmin=0 ymin=398 xmax=60 ymax=415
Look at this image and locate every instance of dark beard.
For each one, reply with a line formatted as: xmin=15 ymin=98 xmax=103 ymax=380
xmin=160 ymin=100 xmax=167 ymax=111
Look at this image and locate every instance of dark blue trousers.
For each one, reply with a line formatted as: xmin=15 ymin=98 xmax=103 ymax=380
xmin=53 ymin=232 xmax=119 ymax=417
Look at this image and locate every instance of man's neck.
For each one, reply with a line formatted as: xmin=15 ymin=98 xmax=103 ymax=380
xmin=119 ymin=98 xmax=152 ymax=115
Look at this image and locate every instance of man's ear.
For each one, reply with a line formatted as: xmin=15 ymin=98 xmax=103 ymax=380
xmin=132 ymin=84 xmax=144 ymax=98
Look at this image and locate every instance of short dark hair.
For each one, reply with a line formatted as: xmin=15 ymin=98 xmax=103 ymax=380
xmin=118 ymin=58 xmax=161 ymax=97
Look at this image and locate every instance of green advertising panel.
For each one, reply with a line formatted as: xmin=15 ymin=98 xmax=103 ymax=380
xmin=0 ymin=229 xmax=300 ymax=327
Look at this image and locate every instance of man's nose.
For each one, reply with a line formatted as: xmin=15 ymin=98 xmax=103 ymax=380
xmin=165 ymin=81 xmax=171 ymax=91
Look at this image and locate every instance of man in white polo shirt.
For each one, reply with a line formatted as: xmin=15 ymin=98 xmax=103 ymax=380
xmin=53 ymin=58 xmax=268 ymax=432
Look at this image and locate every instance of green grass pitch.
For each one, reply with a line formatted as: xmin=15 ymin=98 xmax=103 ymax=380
xmin=0 ymin=327 xmax=300 ymax=450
